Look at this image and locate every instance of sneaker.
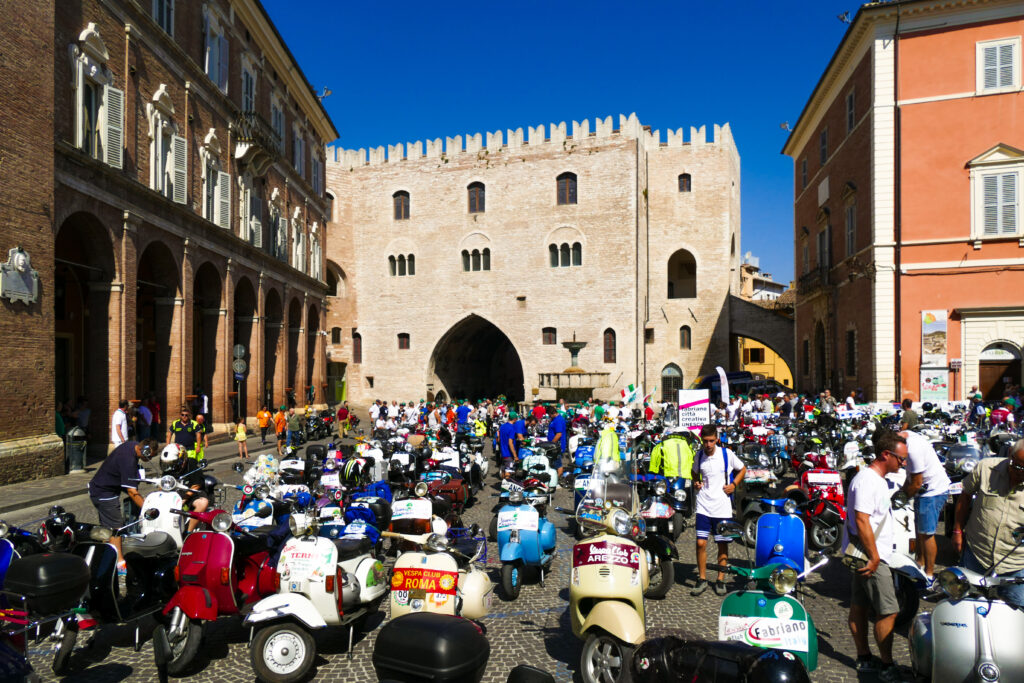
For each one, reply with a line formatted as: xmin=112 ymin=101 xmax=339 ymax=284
xmin=879 ymin=663 xmax=905 ymax=682
xmin=714 ymin=580 xmax=728 ymax=596
xmin=855 ymin=655 xmax=879 ymax=672
xmin=690 ymin=579 xmax=708 ymax=596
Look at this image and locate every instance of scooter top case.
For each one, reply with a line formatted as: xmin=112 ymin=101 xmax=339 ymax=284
xmin=5 ymin=552 xmax=90 ymax=615
xmin=719 ymin=590 xmax=818 ymax=672
xmin=373 ymin=612 xmax=489 ymax=683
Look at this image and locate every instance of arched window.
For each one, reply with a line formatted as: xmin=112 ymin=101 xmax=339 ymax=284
xmin=603 ymin=328 xmax=616 ymax=363
xmin=397 ymin=254 xmax=407 ymax=276
xmin=667 ymin=249 xmax=697 ymax=298
xmin=397 ymin=333 xmax=410 ymax=350
xmin=542 ymin=327 xmax=557 ymax=345
xmin=680 ymin=325 xmax=691 ymax=350
xmin=468 ymin=182 xmax=485 ymax=213
xmin=678 ymin=173 xmax=692 ymax=193
xmin=482 ymin=248 xmax=490 ymax=271
xmin=352 ymin=331 xmax=362 ymax=364
xmin=572 ymin=242 xmax=582 ymax=266
xmin=393 ymin=190 xmax=409 ymax=220
xmin=661 ymin=364 xmax=683 ymax=403
xmin=549 ymin=244 xmax=558 ymax=267
xmin=471 ymin=249 xmax=481 ymax=271
xmin=560 ymin=243 xmax=570 ymax=267
xmin=462 ymin=250 xmax=470 ymax=272
xmin=556 ymin=172 xmax=577 ymax=205
xmin=388 ymin=255 xmax=396 ymax=276
xmin=407 ymin=254 xmax=415 ymax=275
xmin=331 ymin=327 xmax=341 ymax=344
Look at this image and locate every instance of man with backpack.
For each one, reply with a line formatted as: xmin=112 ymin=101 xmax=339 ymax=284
xmin=691 ymin=424 xmax=745 ymax=596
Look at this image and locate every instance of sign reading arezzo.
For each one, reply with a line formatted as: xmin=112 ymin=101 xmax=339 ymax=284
xmin=573 ymin=541 xmax=641 ymax=570
xmin=677 ymin=390 xmax=711 ymax=431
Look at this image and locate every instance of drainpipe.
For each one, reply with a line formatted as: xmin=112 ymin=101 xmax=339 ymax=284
xmin=893 ymin=7 xmax=903 ymax=402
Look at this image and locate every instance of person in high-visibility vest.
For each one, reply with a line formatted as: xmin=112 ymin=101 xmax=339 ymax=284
xmin=593 ymin=424 xmax=622 ymax=463
xmin=649 ymin=435 xmax=695 ymax=479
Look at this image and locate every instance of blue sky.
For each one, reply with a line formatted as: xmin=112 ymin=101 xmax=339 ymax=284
xmin=263 ymin=0 xmax=859 ymax=283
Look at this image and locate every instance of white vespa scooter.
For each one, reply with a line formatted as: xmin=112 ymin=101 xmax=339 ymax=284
xmin=243 ymin=509 xmax=388 ymax=683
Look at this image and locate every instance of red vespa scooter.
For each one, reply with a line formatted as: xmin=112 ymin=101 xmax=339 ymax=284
xmin=153 ymin=507 xmax=279 ymax=675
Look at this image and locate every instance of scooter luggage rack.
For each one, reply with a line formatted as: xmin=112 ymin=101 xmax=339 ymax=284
xmin=0 ymin=591 xmax=78 ymax=639
xmin=447 ymin=527 xmax=487 ymax=564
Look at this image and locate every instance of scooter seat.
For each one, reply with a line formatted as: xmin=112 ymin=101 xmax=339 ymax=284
xmin=332 ymin=536 xmax=372 ymax=561
xmin=122 ymin=531 xmax=178 ymax=558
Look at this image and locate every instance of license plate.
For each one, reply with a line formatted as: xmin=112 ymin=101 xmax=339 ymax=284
xmin=948 ymin=482 xmax=963 ymax=494
xmin=289 ymin=581 xmax=301 ymax=592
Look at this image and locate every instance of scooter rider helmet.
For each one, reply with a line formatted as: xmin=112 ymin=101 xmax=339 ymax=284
xmin=159 ymin=443 xmax=185 ymax=474
xmin=745 ymin=648 xmax=812 ymax=683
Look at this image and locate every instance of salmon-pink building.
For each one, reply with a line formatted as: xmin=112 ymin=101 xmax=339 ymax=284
xmin=784 ymin=0 xmax=1023 ymax=402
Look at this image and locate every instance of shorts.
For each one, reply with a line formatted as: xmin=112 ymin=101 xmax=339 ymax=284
xmin=695 ymin=513 xmax=733 ymax=543
xmin=851 ymin=561 xmax=899 ymax=616
xmin=914 ymin=494 xmax=946 ymax=535
xmin=92 ymin=497 xmax=123 ymax=530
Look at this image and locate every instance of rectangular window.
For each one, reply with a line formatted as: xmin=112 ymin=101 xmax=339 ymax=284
xmin=846 ymin=329 xmax=857 ymax=376
xmin=802 ymin=241 xmax=809 ymax=274
xmin=398 ymin=333 xmax=410 ymax=350
xmin=352 ymin=332 xmax=362 ymax=364
xmin=331 ymin=328 xmax=341 ymax=344
xmin=846 ymin=89 xmax=855 ymax=133
xmin=802 ymin=340 xmax=810 ymax=375
xmin=204 ymin=161 xmax=218 ymax=221
xmin=82 ymin=82 xmax=100 ymax=158
xmin=311 ymin=156 xmax=322 ymax=194
xmin=800 ymin=159 xmax=807 ymax=189
xmin=817 ymin=228 xmax=829 ymax=269
xmin=978 ymin=38 xmax=1020 ymax=93
xmin=845 ymin=200 xmax=856 ymax=257
xmin=644 ymin=328 xmax=654 ymax=344
xmin=242 ymin=69 xmax=255 ymax=113
xmin=542 ymin=328 xmax=557 ymax=345
xmin=153 ymin=0 xmax=173 ymax=35
xmin=271 ymin=101 xmax=285 ymax=151
xmin=204 ymin=17 xmax=228 ymax=92
xmin=743 ymin=348 xmax=765 ymax=364
xmin=819 ymin=128 xmax=828 ymax=165
xmin=216 ymin=170 xmax=231 ymax=229
xmin=293 ymin=130 xmax=304 ymax=177
xmin=981 ymin=172 xmax=1018 ymax=236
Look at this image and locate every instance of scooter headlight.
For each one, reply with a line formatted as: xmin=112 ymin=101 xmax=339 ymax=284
xmin=288 ymin=514 xmax=309 ymax=537
xmin=611 ymin=509 xmax=631 ymax=536
xmin=0 ymin=521 xmax=9 ymax=538
xmin=509 ymin=490 xmax=525 ymax=504
xmin=90 ymin=526 xmax=113 ymax=543
xmin=769 ymin=567 xmax=798 ymax=595
xmin=211 ymin=512 xmax=233 ymax=533
xmin=783 ymin=499 xmax=798 ymax=515
xmin=825 ymin=453 xmax=838 ymax=469
xmin=426 ymin=533 xmax=449 ymax=552
xmin=410 ymin=598 xmax=424 ymax=611
xmin=653 ymin=480 xmax=668 ymax=496
xmin=758 ymin=453 xmax=770 ymax=467
xmin=960 ymin=459 xmax=977 ymax=473
xmin=938 ymin=567 xmax=970 ymax=600
xmin=414 ymin=482 xmax=429 ymax=497
xmin=673 ymin=489 xmax=687 ymax=502
xmin=159 ymin=475 xmax=177 ymax=492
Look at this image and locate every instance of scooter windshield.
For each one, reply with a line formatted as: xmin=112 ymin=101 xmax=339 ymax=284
xmin=575 ymin=459 xmax=637 ymax=529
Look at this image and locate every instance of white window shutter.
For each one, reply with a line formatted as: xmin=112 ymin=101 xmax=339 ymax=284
xmin=279 ymin=217 xmax=288 ymax=260
xmin=983 ymin=45 xmax=998 ymax=90
xmin=983 ymin=174 xmax=999 ymax=235
xmin=251 ymin=197 xmax=263 ymax=248
xmin=216 ymin=170 xmax=231 ymax=229
xmin=104 ymin=85 xmax=124 ymax=169
xmin=171 ymin=134 xmax=187 ymax=204
xmin=998 ymin=43 xmax=1014 ymax=88
xmin=1002 ymin=173 xmax=1017 ymax=234
xmin=218 ymin=34 xmax=229 ymax=91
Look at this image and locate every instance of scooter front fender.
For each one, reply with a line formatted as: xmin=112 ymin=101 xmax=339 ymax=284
xmin=244 ymin=593 xmax=327 ymax=629
xmin=500 ymin=541 xmax=525 ymax=563
xmin=580 ymin=600 xmax=645 ymax=645
xmin=887 ymin=552 xmax=928 ymax=582
xmin=162 ymin=585 xmax=219 ymax=621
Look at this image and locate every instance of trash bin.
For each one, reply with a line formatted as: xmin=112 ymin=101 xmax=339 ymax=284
xmin=66 ymin=426 xmax=87 ymax=473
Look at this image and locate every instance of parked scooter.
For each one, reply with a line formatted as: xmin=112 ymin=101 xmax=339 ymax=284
xmin=631 ymin=635 xmax=811 ymax=682
xmin=495 ymin=483 xmax=556 ymax=600
xmin=910 ymin=525 xmax=1024 ymax=681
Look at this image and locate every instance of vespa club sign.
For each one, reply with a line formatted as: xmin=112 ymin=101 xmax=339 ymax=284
xmin=573 ymin=541 xmax=641 ymax=570
xmin=390 ymin=568 xmax=459 ymax=595
xmin=719 ymin=615 xmax=809 ymax=652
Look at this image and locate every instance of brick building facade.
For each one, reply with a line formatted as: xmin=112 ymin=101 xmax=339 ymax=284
xmin=0 ymin=0 xmax=336 ymax=482
xmin=325 ymin=115 xmax=743 ymax=408
xmin=784 ymin=0 xmax=1023 ymax=402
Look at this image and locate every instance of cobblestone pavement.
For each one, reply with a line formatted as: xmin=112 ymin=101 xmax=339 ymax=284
xmin=5 ymin=440 xmax=948 ymax=682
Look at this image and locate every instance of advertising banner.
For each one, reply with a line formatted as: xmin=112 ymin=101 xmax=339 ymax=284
xmin=921 ymin=310 xmax=947 ymax=367
xmin=677 ymin=390 xmax=711 ymax=431
xmin=920 ymin=369 xmax=948 ymax=402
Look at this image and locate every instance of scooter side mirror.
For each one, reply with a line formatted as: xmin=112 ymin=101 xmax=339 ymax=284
xmin=715 ymin=520 xmax=743 ymax=540
xmin=144 ymin=508 xmax=160 ymax=520
xmin=198 ymin=461 xmax=208 ymax=470
xmin=468 ymin=523 xmax=481 ymax=538
xmin=232 ymin=462 xmax=244 ymax=473
xmin=257 ymin=505 xmax=273 ymax=518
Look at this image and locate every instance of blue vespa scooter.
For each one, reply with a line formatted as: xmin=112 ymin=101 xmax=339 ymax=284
xmin=495 ymin=484 xmax=556 ymax=600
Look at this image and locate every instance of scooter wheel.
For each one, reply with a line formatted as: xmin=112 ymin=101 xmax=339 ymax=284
xmin=488 ymin=516 xmax=498 ymax=542
xmin=51 ymin=620 xmax=77 ymax=675
xmin=741 ymin=513 xmax=760 ymax=548
xmin=669 ymin=512 xmax=685 ymax=542
xmin=165 ymin=618 xmax=203 ymax=676
xmin=251 ymin=623 xmax=315 ymax=683
xmin=893 ymin=573 xmax=920 ymax=630
xmin=501 ymin=563 xmax=523 ymax=601
xmin=581 ymin=632 xmax=635 ymax=683
xmin=643 ymin=555 xmax=674 ymax=600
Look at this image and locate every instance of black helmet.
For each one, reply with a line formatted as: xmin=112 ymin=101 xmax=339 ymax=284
xmin=746 ymin=648 xmax=811 ymax=683
xmin=921 ymin=401 xmax=934 ymax=412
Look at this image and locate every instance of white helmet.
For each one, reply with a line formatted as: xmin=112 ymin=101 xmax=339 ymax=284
xmin=160 ymin=443 xmax=185 ymax=470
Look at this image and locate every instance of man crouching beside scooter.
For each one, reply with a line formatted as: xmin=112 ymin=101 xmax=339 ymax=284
xmin=691 ymin=424 xmax=745 ymax=596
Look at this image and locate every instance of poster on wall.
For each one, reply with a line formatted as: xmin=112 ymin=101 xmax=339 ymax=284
xmin=920 ymin=369 xmax=949 ymax=402
xmin=677 ymin=390 xmax=710 ymax=431
xmin=921 ymin=310 xmax=947 ymax=367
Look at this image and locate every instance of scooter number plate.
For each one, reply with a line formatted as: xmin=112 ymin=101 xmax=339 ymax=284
xmin=497 ymin=509 xmax=539 ymax=531
xmin=641 ymin=503 xmax=671 ymax=519
xmin=289 ymin=581 xmax=302 ymax=592
xmin=574 ymin=477 xmax=591 ymax=491
xmin=948 ymin=482 xmax=963 ymax=495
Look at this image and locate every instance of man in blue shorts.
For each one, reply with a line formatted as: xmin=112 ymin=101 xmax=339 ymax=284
xmin=498 ymin=417 xmax=516 ymax=478
xmin=691 ymin=423 xmax=745 ymax=596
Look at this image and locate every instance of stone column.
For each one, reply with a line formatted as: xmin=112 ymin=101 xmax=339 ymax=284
xmin=86 ymin=282 xmax=119 ymax=444
xmin=119 ymin=212 xmax=140 ymax=407
xmin=179 ymin=240 xmax=195 ymax=416
xmin=219 ymin=260 xmax=234 ymax=427
xmin=298 ymin=291 xmax=308 ymax=406
xmin=253 ymin=271 xmax=265 ymax=414
xmin=154 ymin=296 xmax=182 ymax=416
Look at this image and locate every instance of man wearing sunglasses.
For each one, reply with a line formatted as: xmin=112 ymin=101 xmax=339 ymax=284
xmin=953 ymin=438 xmax=1024 ymax=607
xmin=167 ymin=406 xmax=201 ymax=460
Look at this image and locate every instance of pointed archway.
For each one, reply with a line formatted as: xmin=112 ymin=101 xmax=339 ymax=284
xmin=429 ymin=315 xmax=525 ymax=402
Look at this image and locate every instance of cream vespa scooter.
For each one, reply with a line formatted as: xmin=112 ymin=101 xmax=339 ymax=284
xmin=559 ymin=457 xmax=649 ymax=683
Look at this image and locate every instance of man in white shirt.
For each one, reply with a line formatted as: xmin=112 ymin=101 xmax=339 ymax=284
xmin=900 ymin=430 xmax=950 ymax=582
xmin=110 ymin=399 xmax=129 ymax=446
xmin=369 ymin=401 xmax=381 ymax=422
xmin=387 ymin=401 xmax=400 ymax=419
xmin=690 ymin=424 xmax=746 ymax=596
xmin=843 ymin=430 xmax=907 ymax=677
xmin=725 ymin=398 xmax=740 ymax=422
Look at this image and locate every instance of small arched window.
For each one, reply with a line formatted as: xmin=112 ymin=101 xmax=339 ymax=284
xmin=572 ymin=242 xmax=582 ymax=266
xmin=393 ymin=190 xmax=409 ymax=220
xmin=678 ymin=173 xmax=692 ymax=193
xmin=397 ymin=333 xmax=410 ymax=350
xmin=603 ymin=328 xmax=616 ymax=363
xmin=549 ymin=244 xmax=558 ymax=267
xmin=560 ymin=243 xmax=570 ymax=267
xmin=542 ymin=327 xmax=557 ymax=345
xmin=462 ymin=250 xmax=470 ymax=272
xmin=388 ymin=255 xmax=396 ymax=276
xmin=482 ymin=248 xmax=490 ymax=271
xmin=468 ymin=182 xmax=485 ymax=213
xmin=556 ymin=172 xmax=577 ymax=205
xmin=680 ymin=325 xmax=692 ymax=350
xmin=471 ymin=249 xmax=481 ymax=271
xmin=407 ymin=254 xmax=415 ymax=275
xmin=352 ymin=331 xmax=362 ymax=364
xmin=397 ymin=254 xmax=407 ymax=276
xmin=661 ymin=364 xmax=683 ymax=403
xmin=667 ymin=249 xmax=697 ymax=299
xmin=331 ymin=327 xmax=342 ymax=344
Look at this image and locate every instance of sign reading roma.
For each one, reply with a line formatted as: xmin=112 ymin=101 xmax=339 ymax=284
xmin=390 ymin=568 xmax=459 ymax=595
